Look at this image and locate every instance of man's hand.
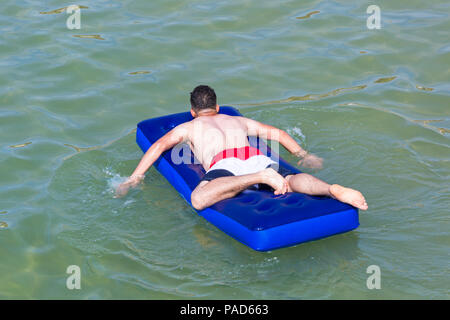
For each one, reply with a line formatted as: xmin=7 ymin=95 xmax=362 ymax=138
xmin=296 ymin=152 xmax=323 ymax=169
xmin=114 ymin=174 xmax=144 ymax=198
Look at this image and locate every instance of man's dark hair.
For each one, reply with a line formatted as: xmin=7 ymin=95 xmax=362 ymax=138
xmin=190 ymin=85 xmax=217 ymax=111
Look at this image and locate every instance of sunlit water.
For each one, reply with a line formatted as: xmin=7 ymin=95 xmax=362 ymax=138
xmin=0 ymin=0 xmax=449 ymax=299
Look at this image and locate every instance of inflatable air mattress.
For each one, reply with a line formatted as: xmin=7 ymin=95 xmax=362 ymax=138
xmin=136 ymin=106 xmax=359 ymax=251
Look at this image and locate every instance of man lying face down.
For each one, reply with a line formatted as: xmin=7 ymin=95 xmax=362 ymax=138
xmin=116 ymin=85 xmax=367 ymax=211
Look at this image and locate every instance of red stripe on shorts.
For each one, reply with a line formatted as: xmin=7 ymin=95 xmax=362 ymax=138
xmin=209 ymin=146 xmax=262 ymax=169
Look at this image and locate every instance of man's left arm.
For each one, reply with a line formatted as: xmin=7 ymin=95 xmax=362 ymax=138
xmin=115 ymin=123 xmax=189 ymax=197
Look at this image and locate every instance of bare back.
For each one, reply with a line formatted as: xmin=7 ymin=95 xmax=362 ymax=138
xmin=184 ymin=114 xmax=250 ymax=170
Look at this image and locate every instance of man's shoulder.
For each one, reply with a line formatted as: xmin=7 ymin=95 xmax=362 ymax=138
xmin=171 ymin=121 xmax=191 ymax=134
xmin=217 ymin=114 xmax=249 ymax=122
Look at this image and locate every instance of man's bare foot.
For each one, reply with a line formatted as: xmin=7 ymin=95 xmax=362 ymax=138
xmin=260 ymin=168 xmax=288 ymax=195
xmin=329 ymin=184 xmax=368 ymax=210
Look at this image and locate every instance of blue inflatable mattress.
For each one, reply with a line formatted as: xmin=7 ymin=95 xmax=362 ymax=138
xmin=136 ymin=106 xmax=359 ymax=251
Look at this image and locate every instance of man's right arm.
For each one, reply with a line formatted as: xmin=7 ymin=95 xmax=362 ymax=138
xmin=238 ymin=117 xmax=323 ymax=169
xmin=238 ymin=117 xmax=305 ymax=154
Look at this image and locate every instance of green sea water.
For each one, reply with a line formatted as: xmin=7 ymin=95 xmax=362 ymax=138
xmin=0 ymin=0 xmax=449 ymax=299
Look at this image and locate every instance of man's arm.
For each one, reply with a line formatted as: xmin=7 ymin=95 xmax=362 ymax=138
xmin=115 ymin=123 xmax=189 ymax=197
xmin=238 ymin=117 xmax=323 ymax=169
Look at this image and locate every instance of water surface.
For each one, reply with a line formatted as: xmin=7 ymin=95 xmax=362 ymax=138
xmin=0 ymin=0 xmax=449 ymax=299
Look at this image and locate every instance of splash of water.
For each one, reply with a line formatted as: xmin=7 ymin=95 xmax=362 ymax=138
xmin=287 ymin=126 xmax=306 ymax=142
xmin=104 ymin=167 xmax=129 ymax=195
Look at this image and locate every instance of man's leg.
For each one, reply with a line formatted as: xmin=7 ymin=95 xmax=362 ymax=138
xmin=191 ymin=168 xmax=288 ymax=210
xmin=286 ymin=173 xmax=368 ymax=210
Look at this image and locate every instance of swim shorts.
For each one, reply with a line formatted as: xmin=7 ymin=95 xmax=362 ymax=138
xmin=200 ymin=146 xmax=295 ymax=183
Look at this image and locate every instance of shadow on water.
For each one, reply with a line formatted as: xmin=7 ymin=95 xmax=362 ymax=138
xmin=296 ymin=10 xmax=320 ymax=20
xmin=39 ymin=6 xmax=89 ymax=15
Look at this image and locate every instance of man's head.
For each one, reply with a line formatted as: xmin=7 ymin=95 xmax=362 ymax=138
xmin=190 ymin=85 xmax=219 ymax=117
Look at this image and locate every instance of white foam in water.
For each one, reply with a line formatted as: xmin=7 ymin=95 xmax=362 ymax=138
xmin=287 ymin=126 xmax=306 ymax=141
xmin=104 ymin=167 xmax=128 ymax=195
xmin=108 ymin=175 xmax=128 ymax=191
xmin=123 ymin=199 xmax=136 ymax=206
